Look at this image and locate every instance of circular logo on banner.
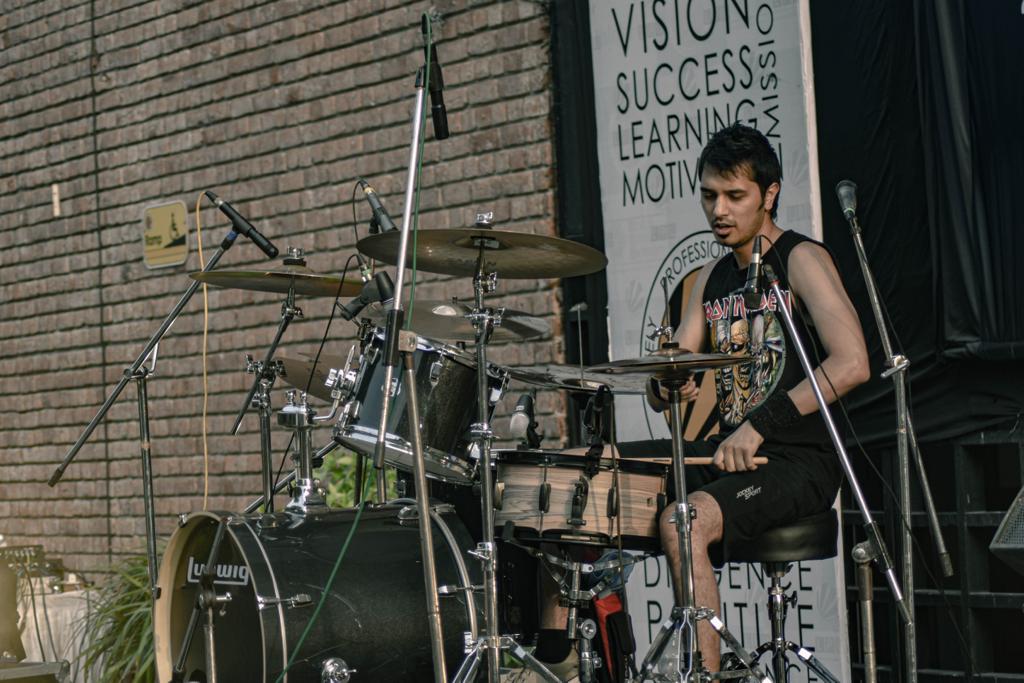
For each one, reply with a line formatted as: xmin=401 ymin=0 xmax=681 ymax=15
xmin=639 ymin=230 xmax=728 ymax=441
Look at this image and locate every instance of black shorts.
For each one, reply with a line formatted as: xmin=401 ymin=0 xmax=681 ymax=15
xmin=618 ymin=439 xmax=842 ymax=565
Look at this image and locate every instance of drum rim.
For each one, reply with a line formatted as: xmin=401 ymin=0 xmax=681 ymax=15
xmin=155 ymin=511 xmax=275 ymax=682
xmin=493 ymin=449 xmax=669 ymax=475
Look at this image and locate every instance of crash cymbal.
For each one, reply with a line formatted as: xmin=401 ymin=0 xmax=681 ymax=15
xmin=366 ymin=300 xmax=550 ymax=342
xmin=190 ymin=263 xmax=363 ymax=297
xmin=276 ymin=354 xmax=350 ymax=403
xmin=356 ymin=228 xmax=607 ymax=279
xmin=507 ymin=364 xmax=647 ymax=394
xmin=588 ymin=347 xmax=747 ymax=381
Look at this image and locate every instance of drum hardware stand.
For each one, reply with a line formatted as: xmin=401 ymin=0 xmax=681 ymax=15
xmin=231 ymin=259 xmax=305 ymax=511
xmin=840 ymin=186 xmax=950 ymax=683
xmin=48 ymin=225 xmax=251 ymax=602
xmin=171 ymin=516 xmax=234 ymax=683
xmin=278 ymin=390 xmax=330 ymax=514
xmin=639 ymin=370 xmax=768 ymax=683
xmin=762 ymin=263 xmax=913 ymax=655
xmin=451 ymin=238 xmax=561 ymax=683
xmin=242 ymin=442 xmax=337 ymax=514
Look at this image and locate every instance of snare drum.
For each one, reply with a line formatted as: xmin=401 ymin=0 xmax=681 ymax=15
xmin=493 ymin=450 xmax=669 ymax=551
xmin=334 ymin=329 xmax=507 ymax=485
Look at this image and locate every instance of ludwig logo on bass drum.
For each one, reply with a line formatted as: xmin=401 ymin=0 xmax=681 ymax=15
xmin=186 ymin=556 xmax=250 ymax=586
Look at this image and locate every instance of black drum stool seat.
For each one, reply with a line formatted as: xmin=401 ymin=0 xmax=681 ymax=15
xmin=720 ymin=509 xmax=842 ymax=683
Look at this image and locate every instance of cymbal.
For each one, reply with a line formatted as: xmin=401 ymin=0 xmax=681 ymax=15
xmin=588 ymin=348 xmax=747 ymax=380
xmin=356 ymin=228 xmax=608 ymax=279
xmin=507 ymin=364 xmax=647 ymax=394
xmin=276 ymin=354 xmax=350 ymax=403
xmin=366 ymin=300 xmax=550 ymax=342
xmin=190 ymin=263 xmax=363 ymax=297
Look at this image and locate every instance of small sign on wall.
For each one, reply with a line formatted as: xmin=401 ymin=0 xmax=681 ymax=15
xmin=143 ymin=201 xmax=189 ymax=269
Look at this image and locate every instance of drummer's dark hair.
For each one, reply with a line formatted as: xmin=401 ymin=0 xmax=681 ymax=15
xmin=697 ymin=123 xmax=782 ymax=219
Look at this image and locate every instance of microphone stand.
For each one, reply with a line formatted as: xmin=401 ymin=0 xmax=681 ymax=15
xmin=763 ymin=265 xmax=914 ymax=631
xmin=368 ymin=63 xmax=448 ymax=682
xmin=844 ymin=210 xmax=951 ymax=683
xmin=48 ymin=226 xmax=244 ymax=600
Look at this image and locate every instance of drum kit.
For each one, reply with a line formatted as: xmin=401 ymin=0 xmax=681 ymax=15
xmin=43 ymin=202 xmax=776 ymax=681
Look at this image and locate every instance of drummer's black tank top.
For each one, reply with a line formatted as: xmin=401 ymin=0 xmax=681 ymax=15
xmin=702 ymin=230 xmax=832 ymax=456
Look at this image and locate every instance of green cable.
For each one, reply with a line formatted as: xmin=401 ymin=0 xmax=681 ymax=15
xmin=273 ymin=475 xmax=374 ymax=683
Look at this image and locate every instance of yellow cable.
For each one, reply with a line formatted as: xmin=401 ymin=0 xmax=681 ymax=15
xmin=195 ymin=193 xmax=210 ymax=511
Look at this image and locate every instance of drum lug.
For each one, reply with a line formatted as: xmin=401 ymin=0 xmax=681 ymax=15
xmin=567 ymin=476 xmax=589 ymax=527
xmin=256 ymin=592 xmax=312 ymax=610
xmin=321 ymin=657 xmax=356 ymax=683
xmin=493 ymin=481 xmax=504 ymax=510
xmin=177 ymin=513 xmax=189 ymax=527
xmin=429 ymin=359 xmax=444 ymax=386
xmin=606 ymin=485 xmax=619 ymax=518
xmin=539 ymin=482 xmax=551 ymax=513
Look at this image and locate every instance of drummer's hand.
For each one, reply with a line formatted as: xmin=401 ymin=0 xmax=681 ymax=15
xmin=712 ymin=421 xmax=763 ymax=472
xmin=646 ymin=377 xmax=699 ymax=412
xmin=678 ymin=376 xmax=699 ymax=402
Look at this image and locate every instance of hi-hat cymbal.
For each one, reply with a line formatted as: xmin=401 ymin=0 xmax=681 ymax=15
xmin=366 ymin=300 xmax=550 ymax=342
xmin=190 ymin=263 xmax=363 ymax=297
xmin=588 ymin=348 xmax=747 ymax=381
xmin=356 ymin=229 xmax=608 ymax=279
xmin=277 ymin=354 xmax=350 ymax=403
xmin=507 ymin=364 xmax=647 ymax=394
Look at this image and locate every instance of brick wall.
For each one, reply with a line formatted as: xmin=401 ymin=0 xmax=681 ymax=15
xmin=0 ymin=0 xmax=569 ymax=575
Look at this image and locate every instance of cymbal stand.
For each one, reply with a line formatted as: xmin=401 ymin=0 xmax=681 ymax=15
xmin=762 ymin=263 xmax=913 ymax=623
xmin=231 ymin=288 xmax=301 ymax=513
xmin=48 ymin=226 xmax=247 ymax=597
xmin=451 ymin=244 xmax=560 ymax=683
xmin=639 ymin=375 xmax=768 ymax=683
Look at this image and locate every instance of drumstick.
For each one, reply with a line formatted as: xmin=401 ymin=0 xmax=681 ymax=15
xmin=560 ymin=447 xmax=768 ymax=466
xmin=639 ymin=456 xmax=768 ymax=465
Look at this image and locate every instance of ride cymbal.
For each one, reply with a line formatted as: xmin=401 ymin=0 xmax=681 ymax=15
xmin=356 ymin=228 xmax=607 ymax=279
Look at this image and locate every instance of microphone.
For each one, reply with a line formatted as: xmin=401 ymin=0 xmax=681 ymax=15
xmin=509 ymin=394 xmax=541 ymax=449
xmin=421 ymin=17 xmax=450 ymax=140
xmin=358 ymin=180 xmax=397 ymax=234
xmin=742 ymin=235 xmax=763 ymax=311
xmin=338 ymin=271 xmax=394 ymax=321
xmin=204 ymin=191 xmax=279 ymax=259
xmin=835 ymin=180 xmax=858 ymax=221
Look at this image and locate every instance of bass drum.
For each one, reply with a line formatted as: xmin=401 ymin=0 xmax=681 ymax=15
xmin=155 ymin=506 xmax=480 ymax=682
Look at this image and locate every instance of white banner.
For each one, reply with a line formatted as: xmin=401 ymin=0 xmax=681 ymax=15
xmin=588 ymin=0 xmax=847 ymax=677
xmin=588 ymin=0 xmax=823 ymax=443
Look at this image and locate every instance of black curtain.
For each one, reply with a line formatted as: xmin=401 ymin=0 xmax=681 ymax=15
xmin=810 ymin=0 xmax=1023 ymax=447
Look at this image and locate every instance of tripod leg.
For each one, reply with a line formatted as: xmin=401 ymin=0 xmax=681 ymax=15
xmin=451 ymin=644 xmax=482 ymax=683
xmin=509 ymin=639 xmax=562 ymax=683
xmin=706 ymin=612 xmax=770 ymax=683
xmin=786 ymin=643 xmax=840 ymax=683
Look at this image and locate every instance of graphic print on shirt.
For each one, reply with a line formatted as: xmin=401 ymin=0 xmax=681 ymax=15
xmin=704 ymin=289 xmax=788 ymax=427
